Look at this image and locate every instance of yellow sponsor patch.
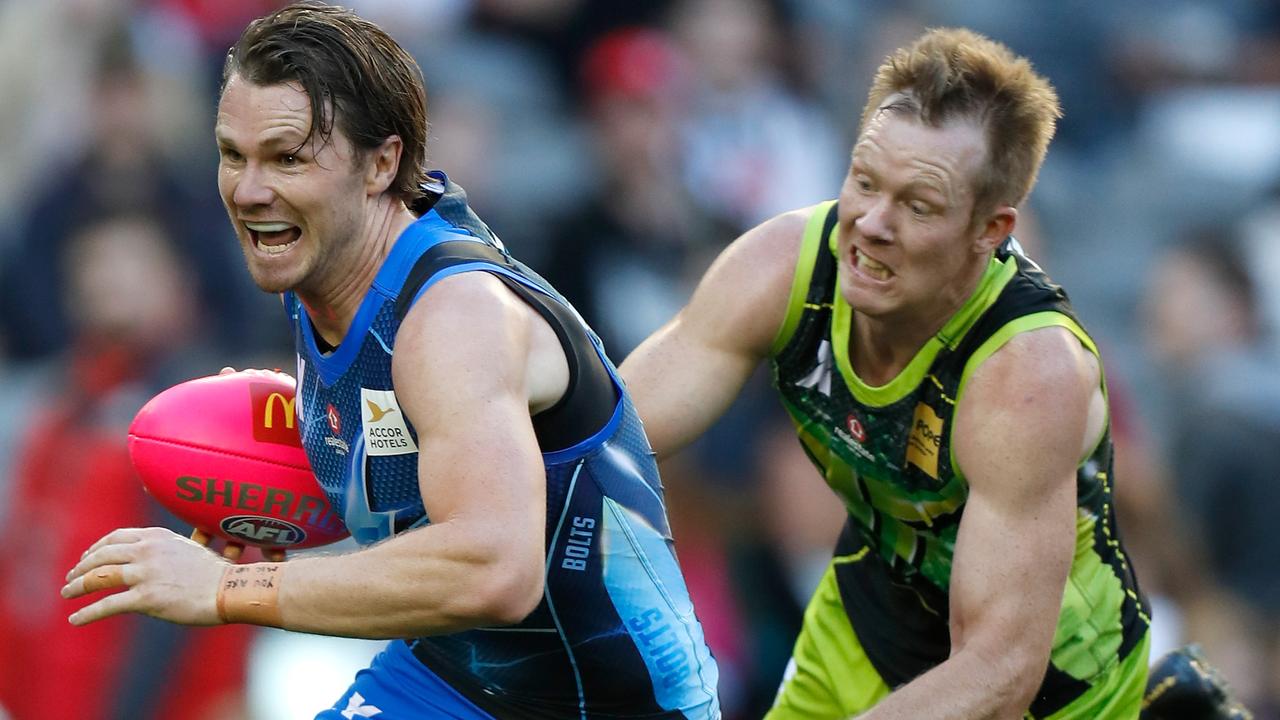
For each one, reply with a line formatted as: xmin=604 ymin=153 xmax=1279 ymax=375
xmin=906 ymin=402 xmax=943 ymax=478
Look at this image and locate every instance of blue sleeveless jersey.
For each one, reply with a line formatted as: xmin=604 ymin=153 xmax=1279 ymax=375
xmin=285 ymin=175 xmax=720 ymax=719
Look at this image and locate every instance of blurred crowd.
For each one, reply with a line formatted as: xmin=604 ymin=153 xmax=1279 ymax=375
xmin=1 ymin=0 xmax=1279 ymax=718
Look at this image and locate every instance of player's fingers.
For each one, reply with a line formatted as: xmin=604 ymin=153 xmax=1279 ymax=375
xmin=81 ymin=528 xmax=144 ymax=558
xmin=219 ymin=366 xmax=238 ymax=375
xmin=68 ymin=586 xmax=142 ymax=626
xmin=263 ymin=548 xmax=286 ymax=562
xmin=62 ymin=564 xmax=128 ymax=599
xmin=65 ymin=542 xmax=138 ymax=583
xmin=221 ymin=543 xmax=244 ymax=562
xmin=81 ymin=565 xmax=127 ymax=593
xmin=190 ymin=529 xmax=244 ymax=561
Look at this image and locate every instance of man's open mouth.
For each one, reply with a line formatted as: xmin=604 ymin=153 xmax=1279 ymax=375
xmin=245 ymin=221 xmax=301 ymax=255
xmin=855 ymin=249 xmax=893 ymax=281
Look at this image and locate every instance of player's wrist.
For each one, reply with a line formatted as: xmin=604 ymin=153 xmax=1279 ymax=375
xmin=216 ymin=563 xmax=285 ymax=627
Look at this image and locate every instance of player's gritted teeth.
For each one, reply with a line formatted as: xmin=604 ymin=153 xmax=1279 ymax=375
xmin=854 ymin=248 xmax=893 ymax=281
xmin=244 ymin=221 xmax=301 ymax=256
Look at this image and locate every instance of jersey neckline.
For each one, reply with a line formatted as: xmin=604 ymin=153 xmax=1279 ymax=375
xmin=297 ymin=212 xmax=451 ymax=385
xmin=828 ymin=241 xmax=1018 ymax=408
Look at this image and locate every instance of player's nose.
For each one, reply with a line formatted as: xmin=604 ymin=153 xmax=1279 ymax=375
xmin=855 ymin=197 xmax=894 ymax=243
xmin=232 ymin=163 xmax=275 ymax=208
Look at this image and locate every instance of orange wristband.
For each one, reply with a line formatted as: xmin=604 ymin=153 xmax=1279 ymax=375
xmin=216 ymin=564 xmax=285 ymax=627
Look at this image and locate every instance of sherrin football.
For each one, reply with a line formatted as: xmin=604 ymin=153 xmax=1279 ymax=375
xmin=127 ymin=369 xmax=348 ymax=550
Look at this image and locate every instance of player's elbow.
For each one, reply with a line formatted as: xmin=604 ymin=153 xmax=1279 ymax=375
xmin=409 ymin=552 xmax=542 ymax=633
xmin=430 ymin=517 xmax=545 ymax=628
xmin=1003 ymin=665 xmax=1047 ymax=717
xmin=981 ymin=644 xmax=1051 ymax=716
xmin=473 ymin=553 xmax=544 ymax=626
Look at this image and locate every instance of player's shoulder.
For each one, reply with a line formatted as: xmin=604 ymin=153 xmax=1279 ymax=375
xmin=680 ymin=205 xmax=823 ymax=356
xmin=736 ymin=204 xmax=815 ymax=263
xmin=412 ymin=266 xmax=512 ymax=305
xmin=398 ymin=270 xmax=531 ymax=346
xmin=971 ymin=324 xmax=1099 ymax=400
xmin=708 ymin=204 xmax=819 ymax=292
xmin=391 ymin=269 xmax=541 ymax=405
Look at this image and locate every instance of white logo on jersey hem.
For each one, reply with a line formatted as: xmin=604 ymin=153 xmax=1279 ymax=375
xmin=341 ymin=692 xmax=382 ymax=718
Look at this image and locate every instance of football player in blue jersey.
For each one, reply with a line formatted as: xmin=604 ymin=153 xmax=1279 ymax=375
xmin=62 ymin=3 xmax=720 ymax=718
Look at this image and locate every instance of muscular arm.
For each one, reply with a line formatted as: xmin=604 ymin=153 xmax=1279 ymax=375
xmin=621 ymin=208 xmax=810 ymax=459
xmin=65 ymin=272 xmax=551 ymax=637
xmin=276 ymin=272 xmax=549 ymax=636
xmin=859 ymin=327 xmax=1099 ymax=719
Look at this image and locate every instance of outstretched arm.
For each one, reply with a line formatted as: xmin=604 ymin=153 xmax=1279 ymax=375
xmin=64 ymin=272 xmax=550 ymax=637
xmin=858 ymin=327 xmax=1100 ymax=719
xmin=621 ymin=208 xmax=811 ymax=459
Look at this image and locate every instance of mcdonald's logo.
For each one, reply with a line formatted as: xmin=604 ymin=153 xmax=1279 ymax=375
xmin=263 ymin=393 xmax=295 ymax=429
xmin=250 ymin=383 xmax=302 ymax=447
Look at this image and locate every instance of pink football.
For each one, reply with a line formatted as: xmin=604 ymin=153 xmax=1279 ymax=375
xmin=128 ymin=369 xmax=348 ymax=550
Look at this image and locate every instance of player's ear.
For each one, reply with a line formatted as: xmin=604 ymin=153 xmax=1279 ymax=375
xmin=973 ymin=205 xmax=1016 ymax=254
xmin=365 ymin=135 xmax=403 ymax=196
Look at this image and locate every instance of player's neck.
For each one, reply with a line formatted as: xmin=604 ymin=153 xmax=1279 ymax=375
xmin=300 ymin=198 xmax=416 ymax=347
xmin=850 ymin=263 xmax=986 ymax=385
xmin=850 ymin=313 xmax=943 ymax=386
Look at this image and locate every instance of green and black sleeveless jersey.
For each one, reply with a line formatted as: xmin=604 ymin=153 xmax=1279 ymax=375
xmin=770 ymin=202 xmax=1150 ymax=716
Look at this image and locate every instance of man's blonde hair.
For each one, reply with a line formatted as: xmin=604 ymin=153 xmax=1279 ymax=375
xmin=860 ymin=28 xmax=1061 ymax=218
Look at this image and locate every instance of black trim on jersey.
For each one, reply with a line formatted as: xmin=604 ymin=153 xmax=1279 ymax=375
xmin=395 ymin=240 xmax=618 ymax=454
xmin=805 ymin=203 xmax=840 ymax=309
xmin=1097 ymin=458 xmax=1150 ymax=665
xmin=1029 ymin=666 xmax=1091 ymax=718
xmin=770 ymin=200 xmax=840 ymax=373
xmin=818 ymin=200 xmax=840 ymax=260
xmin=943 ymin=241 xmax=1073 ymax=360
xmin=831 ymin=521 xmax=951 ymax=688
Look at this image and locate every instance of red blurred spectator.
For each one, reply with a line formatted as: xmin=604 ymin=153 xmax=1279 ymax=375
xmin=0 ymin=214 xmax=254 ymax=720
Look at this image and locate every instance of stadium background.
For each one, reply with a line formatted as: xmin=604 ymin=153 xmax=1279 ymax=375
xmin=1 ymin=0 xmax=1278 ymax=718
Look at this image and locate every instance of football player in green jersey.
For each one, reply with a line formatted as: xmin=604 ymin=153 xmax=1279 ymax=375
xmin=623 ymin=27 xmax=1175 ymax=719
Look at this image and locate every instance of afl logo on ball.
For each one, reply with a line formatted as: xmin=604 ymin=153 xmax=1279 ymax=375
xmin=220 ymin=515 xmax=307 ymax=546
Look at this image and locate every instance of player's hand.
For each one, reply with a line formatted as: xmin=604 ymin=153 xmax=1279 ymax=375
xmin=62 ymin=527 xmax=228 ymax=626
